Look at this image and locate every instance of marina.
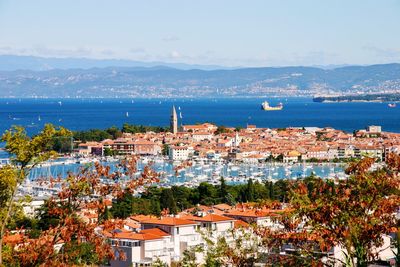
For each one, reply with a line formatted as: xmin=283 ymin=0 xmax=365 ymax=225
xmin=24 ymin=156 xmax=348 ymax=184
xmin=10 ymin=155 xmax=351 ymax=198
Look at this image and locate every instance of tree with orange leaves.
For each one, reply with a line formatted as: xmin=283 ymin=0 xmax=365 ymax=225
xmin=1 ymin=125 xmax=160 ymax=266
xmin=209 ymin=156 xmax=399 ymax=266
xmin=0 ymin=124 xmax=71 ymax=266
xmin=289 ymin=155 xmax=400 ymax=266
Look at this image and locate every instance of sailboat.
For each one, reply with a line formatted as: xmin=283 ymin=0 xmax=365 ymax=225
xmin=38 ymin=115 xmax=41 ymax=121
xmin=126 ymin=112 xmax=129 ymax=117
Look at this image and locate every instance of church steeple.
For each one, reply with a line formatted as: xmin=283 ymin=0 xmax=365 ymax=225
xmin=170 ymin=105 xmax=178 ymax=134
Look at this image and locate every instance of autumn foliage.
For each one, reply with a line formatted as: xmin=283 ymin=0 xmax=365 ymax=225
xmin=0 ymin=125 xmax=160 ymax=266
xmin=255 ymin=155 xmax=400 ymax=266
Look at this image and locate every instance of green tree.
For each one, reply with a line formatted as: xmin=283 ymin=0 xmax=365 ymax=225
xmin=106 ymin=126 xmax=123 ymax=139
xmin=152 ymin=257 xmax=168 ymax=267
xmin=98 ymin=205 xmax=112 ymax=223
xmin=214 ymin=126 xmax=231 ymax=134
xmin=241 ymin=179 xmax=255 ymax=202
xmin=160 ymin=189 xmax=178 ymax=214
xmin=73 ymin=128 xmax=112 ymax=142
xmin=272 ymin=179 xmax=289 ymax=202
xmin=104 ymin=147 xmax=117 ymax=156
xmin=150 ymin=198 xmax=161 ymax=216
xmin=162 ymin=144 xmax=169 ymax=156
xmin=111 ymin=191 xmax=133 ymax=219
xmin=198 ymin=182 xmax=217 ymax=205
xmin=218 ymin=177 xmax=228 ymax=203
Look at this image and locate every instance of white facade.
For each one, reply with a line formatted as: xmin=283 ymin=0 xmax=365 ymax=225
xmin=141 ymin=223 xmax=201 ymax=262
xmin=169 ymin=146 xmax=190 ymax=161
xmin=110 ymin=237 xmax=172 ymax=267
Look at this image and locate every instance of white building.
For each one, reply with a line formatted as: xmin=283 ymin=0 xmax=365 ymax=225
xmin=192 ymin=132 xmax=213 ymax=142
xmin=169 ymin=146 xmax=190 ymax=161
xmin=107 ymin=228 xmax=173 ymax=267
xmin=140 ymin=217 xmax=202 ymax=262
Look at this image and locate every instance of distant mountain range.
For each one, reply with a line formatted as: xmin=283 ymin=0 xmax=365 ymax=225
xmin=0 ymin=55 xmax=399 ymax=98
xmin=0 ymin=55 xmax=229 ymax=71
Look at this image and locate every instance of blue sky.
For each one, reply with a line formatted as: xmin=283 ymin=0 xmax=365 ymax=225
xmin=0 ymin=0 xmax=399 ymax=67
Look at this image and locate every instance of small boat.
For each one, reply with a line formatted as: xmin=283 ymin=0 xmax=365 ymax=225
xmin=388 ymin=103 xmax=396 ymax=108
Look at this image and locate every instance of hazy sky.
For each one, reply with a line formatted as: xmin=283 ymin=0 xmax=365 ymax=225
xmin=0 ymin=0 xmax=400 ymax=67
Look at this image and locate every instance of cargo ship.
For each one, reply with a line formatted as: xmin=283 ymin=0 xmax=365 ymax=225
xmin=261 ymin=101 xmax=283 ymax=111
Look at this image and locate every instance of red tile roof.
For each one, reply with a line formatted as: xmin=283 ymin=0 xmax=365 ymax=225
xmin=141 ymin=217 xmax=198 ymax=226
xmin=234 ymin=220 xmax=250 ymax=229
xmin=186 ymin=213 xmax=234 ymax=223
xmin=104 ymin=228 xmax=170 ymax=241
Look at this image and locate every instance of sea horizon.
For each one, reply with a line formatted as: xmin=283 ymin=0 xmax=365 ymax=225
xmin=0 ymin=97 xmax=398 ymax=135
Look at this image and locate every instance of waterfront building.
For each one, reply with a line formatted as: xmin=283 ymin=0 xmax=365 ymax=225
xmin=367 ymin=125 xmax=382 ymax=133
xmin=77 ymin=141 xmax=103 ymax=156
xmin=191 ymin=131 xmax=213 ymax=142
xmin=182 ymin=123 xmax=217 ymax=133
xmin=132 ymin=140 xmax=161 ymax=155
xmin=169 ymin=145 xmax=190 ymax=161
xmin=283 ymin=150 xmax=301 ymax=163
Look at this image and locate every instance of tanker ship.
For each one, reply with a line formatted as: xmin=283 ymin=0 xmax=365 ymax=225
xmin=261 ymin=101 xmax=283 ymax=111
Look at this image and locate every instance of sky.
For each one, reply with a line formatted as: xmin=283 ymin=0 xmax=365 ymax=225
xmin=0 ymin=0 xmax=400 ymax=67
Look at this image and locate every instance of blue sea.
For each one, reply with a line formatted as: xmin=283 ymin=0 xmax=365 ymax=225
xmin=0 ymin=97 xmax=399 ymax=135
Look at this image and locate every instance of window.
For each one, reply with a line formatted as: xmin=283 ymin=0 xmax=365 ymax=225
xmin=176 ymin=227 xmax=179 ymax=234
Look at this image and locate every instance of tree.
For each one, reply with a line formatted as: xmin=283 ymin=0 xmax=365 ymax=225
xmin=198 ymin=182 xmax=217 ymax=205
xmin=392 ymin=229 xmax=400 ymax=265
xmin=181 ymin=228 xmax=261 ymax=267
xmin=104 ymin=147 xmax=118 ymax=156
xmin=240 ymin=179 xmax=255 ymax=202
xmin=162 ymin=144 xmax=169 ymax=156
xmin=98 ymin=205 xmax=112 ymax=223
xmin=160 ymin=189 xmax=178 ymax=214
xmin=218 ymin=177 xmax=228 ymax=203
xmin=106 ymin=126 xmax=123 ymax=139
xmin=1 ymin=125 xmax=160 ymax=266
xmin=0 ymin=124 xmax=70 ymax=265
xmin=111 ymin=191 xmax=133 ymax=219
xmin=152 ymin=257 xmax=168 ymax=267
xmin=177 ymin=249 xmax=197 ymax=267
xmin=214 ymin=126 xmax=231 ymax=135
xmin=290 ymin=156 xmax=400 ymax=266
